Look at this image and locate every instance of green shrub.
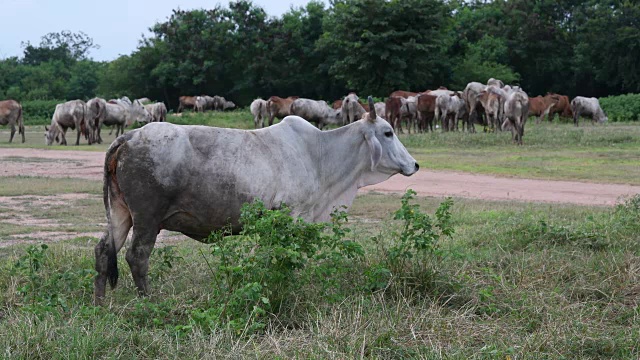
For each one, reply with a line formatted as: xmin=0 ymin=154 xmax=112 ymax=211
xmin=21 ymin=99 xmax=61 ymax=125
xmin=599 ymin=93 xmax=640 ymax=122
xmin=190 ymin=200 xmax=363 ymax=334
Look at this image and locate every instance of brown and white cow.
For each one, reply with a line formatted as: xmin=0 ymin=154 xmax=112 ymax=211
xmin=266 ymin=96 xmax=299 ymax=126
xmin=177 ymin=96 xmax=197 ymax=113
xmin=528 ymin=94 xmax=559 ymax=124
xmin=547 ymin=93 xmax=572 ymax=122
xmin=416 ymin=93 xmax=438 ymax=133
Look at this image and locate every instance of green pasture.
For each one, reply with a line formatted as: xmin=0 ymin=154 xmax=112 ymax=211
xmin=0 ymin=178 xmax=639 ymax=358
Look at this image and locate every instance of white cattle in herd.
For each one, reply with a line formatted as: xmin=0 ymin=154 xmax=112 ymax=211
xmin=93 ymin=98 xmax=419 ymax=302
xmin=341 ymin=93 xmax=366 ymax=125
xmin=250 ymin=98 xmax=269 ymax=128
xmin=290 ymin=98 xmax=341 ymax=129
xmin=571 ymin=96 xmax=608 ymax=126
xmin=45 ymin=100 xmax=89 ymax=146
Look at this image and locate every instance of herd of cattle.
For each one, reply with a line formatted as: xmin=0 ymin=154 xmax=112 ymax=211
xmin=0 ymin=77 xmax=610 ymax=145
xmin=251 ymin=78 xmax=609 ymax=145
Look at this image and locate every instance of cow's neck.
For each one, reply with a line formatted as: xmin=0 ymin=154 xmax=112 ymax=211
xmin=313 ymin=123 xmax=370 ymax=219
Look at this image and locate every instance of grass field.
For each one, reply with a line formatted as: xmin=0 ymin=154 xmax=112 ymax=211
xmin=1 ymin=109 xmax=639 ymax=358
xmin=0 ymin=186 xmax=638 ymax=358
xmin=2 ymin=109 xmax=639 ymax=184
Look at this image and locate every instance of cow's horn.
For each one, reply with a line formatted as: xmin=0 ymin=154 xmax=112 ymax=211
xmin=368 ymin=96 xmax=376 ymax=122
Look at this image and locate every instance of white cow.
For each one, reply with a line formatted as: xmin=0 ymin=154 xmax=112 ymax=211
xmin=103 ymin=99 xmax=152 ymax=137
xmin=45 ymin=100 xmax=89 ymax=146
xmin=341 ymin=93 xmax=366 ymax=125
xmin=93 ymin=99 xmax=419 ymax=302
xmin=250 ymin=98 xmax=270 ymax=128
xmin=290 ymin=98 xmax=341 ymax=130
xmin=144 ymin=103 xmax=168 ymax=123
xmin=571 ymin=96 xmax=608 ymax=126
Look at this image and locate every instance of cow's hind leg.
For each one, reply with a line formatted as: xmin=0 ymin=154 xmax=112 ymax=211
xmin=126 ymin=223 xmax=159 ymax=297
xmin=94 ymin=202 xmax=132 ymax=303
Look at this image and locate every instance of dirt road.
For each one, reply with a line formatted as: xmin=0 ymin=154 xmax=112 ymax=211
xmin=2 ymin=148 xmax=639 ymax=206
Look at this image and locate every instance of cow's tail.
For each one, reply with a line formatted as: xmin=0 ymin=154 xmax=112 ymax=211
xmin=102 ymin=135 xmax=130 ymax=289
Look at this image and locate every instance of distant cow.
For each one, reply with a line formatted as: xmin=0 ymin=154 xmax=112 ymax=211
xmin=547 ymin=93 xmax=572 ymax=122
xmin=45 ymin=100 xmax=89 ymax=146
xmin=476 ymin=90 xmax=502 ymax=132
xmin=435 ymin=94 xmax=452 ymax=132
xmin=87 ymin=97 xmax=107 ymax=144
xmin=399 ymin=96 xmax=419 ymax=133
xmin=341 ymin=93 xmax=366 ymax=125
xmin=250 ymin=98 xmax=269 ymax=128
xmin=389 ymin=90 xmax=418 ymax=99
xmin=195 ymin=96 xmax=215 ymax=112
xmin=177 ymin=96 xmax=197 ymax=113
xmin=503 ymin=90 xmax=529 ymax=145
xmin=571 ymin=97 xmax=607 ymax=126
xmin=463 ymin=82 xmax=486 ymax=132
xmin=267 ymin=96 xmax=298 ymax=126
xmin=0 ymin=100 xmax=25 ymax=143
xmin=103 ymin=99 xmax=152 ymax=137
xmin=144 ymin=103 xmax=168 ymax=123
xmin=385 ymin=97 xmax=404 ymax=133
xmin=222 ymin=100 xmax=236 ymax=111
xmin=487 ymin=78 xmax=504 ymax=88
xmin=528 ymin=94 xmax=559 ymax=124
xmin=290 ymin=98 xmax=341 ymax=129
xmin=416 ymin=93 xmax=438 ymax=132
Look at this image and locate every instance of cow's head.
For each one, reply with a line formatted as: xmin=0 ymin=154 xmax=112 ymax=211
xmin=44 ymin=124 xmax=60 ymax=146
xmin=360 ymin=96 xmax=418 ymax=177
xmin=132 ymin=101 xmax=153 ymax=124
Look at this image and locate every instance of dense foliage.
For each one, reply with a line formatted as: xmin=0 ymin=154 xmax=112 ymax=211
xmin=1 ymin=0 xmax=639 ymax=109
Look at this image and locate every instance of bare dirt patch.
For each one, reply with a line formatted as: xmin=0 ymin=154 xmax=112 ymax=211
xmin=0 ymin=148 xmax=103 ymax=180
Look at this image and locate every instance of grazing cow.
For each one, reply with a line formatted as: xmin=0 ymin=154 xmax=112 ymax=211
xmin=87 ymin=97 xmax=107 ymax=144
xmin=177 ymin=96 xmax=197 ymax=113
xmin=290 ymin=98 xmax=341 ymax=129
xmin=267 ymin=96 xmax=298 ymax=126
xmin=503 ymin=89 xmax=529 ymax=145
xmin=385 ymin=97 xmax=404 ymax=132
xmin=547 ymin=93 xmax=572 ymax=122
xmin=250 ymin=98 xmax=269 ymax=128
xmin=144 ymin=103 xmax=168 ymax=123
xmin=103 ymin=99 xmax=152 ymax=137
xmin=463 ymin=82 xmax=487 ymax=132
xmin=571 ymin=97 xmax=608 ymax=126
xmin=45 ymin=100 xmax=89 ymax=146
xmin=332 ymin=99 xmax=343 ymax=110
xmin=0 ymin=100 xmax=24 ymax=143
xmin=222 ymin=100 xmax=236 ymax=111
xmin=93 ymin=98 xmax=418 ymax=302
xmin=416 ymin=93 xmax=438 ymax=132
xmin=476 ymin=90 xmax=502 ymax=132
xmin=389 ymin=90 xmax=418 ymax=99
xmin=528 ymin=95 xmax=559 ymax=124
xmin=341 ymin=93 xmax=366 ymax=125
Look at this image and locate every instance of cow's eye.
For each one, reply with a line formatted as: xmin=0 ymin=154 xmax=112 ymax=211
xmin=384 ymin=131 xmax=393 ymax=138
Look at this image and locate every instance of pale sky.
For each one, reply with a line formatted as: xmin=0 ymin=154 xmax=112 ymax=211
xmin=0 ymin=0 xmax=327 ymax=61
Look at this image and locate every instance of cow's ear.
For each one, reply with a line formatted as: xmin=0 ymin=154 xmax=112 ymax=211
xmin=45 ymin=125 xmax=49 ymax=131
xmin=365 ymin=131 xmax=382 ymax=171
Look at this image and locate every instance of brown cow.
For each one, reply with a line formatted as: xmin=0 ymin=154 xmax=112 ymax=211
xmin=177 ymin=96 xmax=197 ymax=113
xmin=385 ymin=97 xmax=404 ymax=132
xmin=0 ymin=100 xmax=25 ymax=143
xmin=416 ymin=93 xmax=438 ymax=132
xmin=266 ymin=96 xmax=299 ymax=126
xmin=546 ymin=93 xmax=572 ymax=122
xmin=528 ymin=94 xmax=559 ymax=124
xmin=389 ymin=90 xmax=418 ymax=99
xmin=332 ymin=99 xmax=343 ymax=110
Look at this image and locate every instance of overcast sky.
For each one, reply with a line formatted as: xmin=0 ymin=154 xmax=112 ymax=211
xmin=0 ymin=0 xmax=327 ymax=61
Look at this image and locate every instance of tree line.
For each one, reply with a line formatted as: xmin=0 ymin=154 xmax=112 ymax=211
xmin=1 ymin=0 xmax=638 ymax=110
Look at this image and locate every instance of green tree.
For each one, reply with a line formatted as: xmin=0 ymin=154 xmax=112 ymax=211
xmin=319 ymin=0 xmax=451 ymax=96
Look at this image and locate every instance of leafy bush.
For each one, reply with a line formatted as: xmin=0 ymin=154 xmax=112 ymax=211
xmin=21 ymin=99 xmax=61 ymax=125
xmin=190 ymin=200 xmax=363 ymax=334
xmin=370 ymin=190 xmax=455 ymax=290
xmin=599 ymin=94 xmax=640 ymax=122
